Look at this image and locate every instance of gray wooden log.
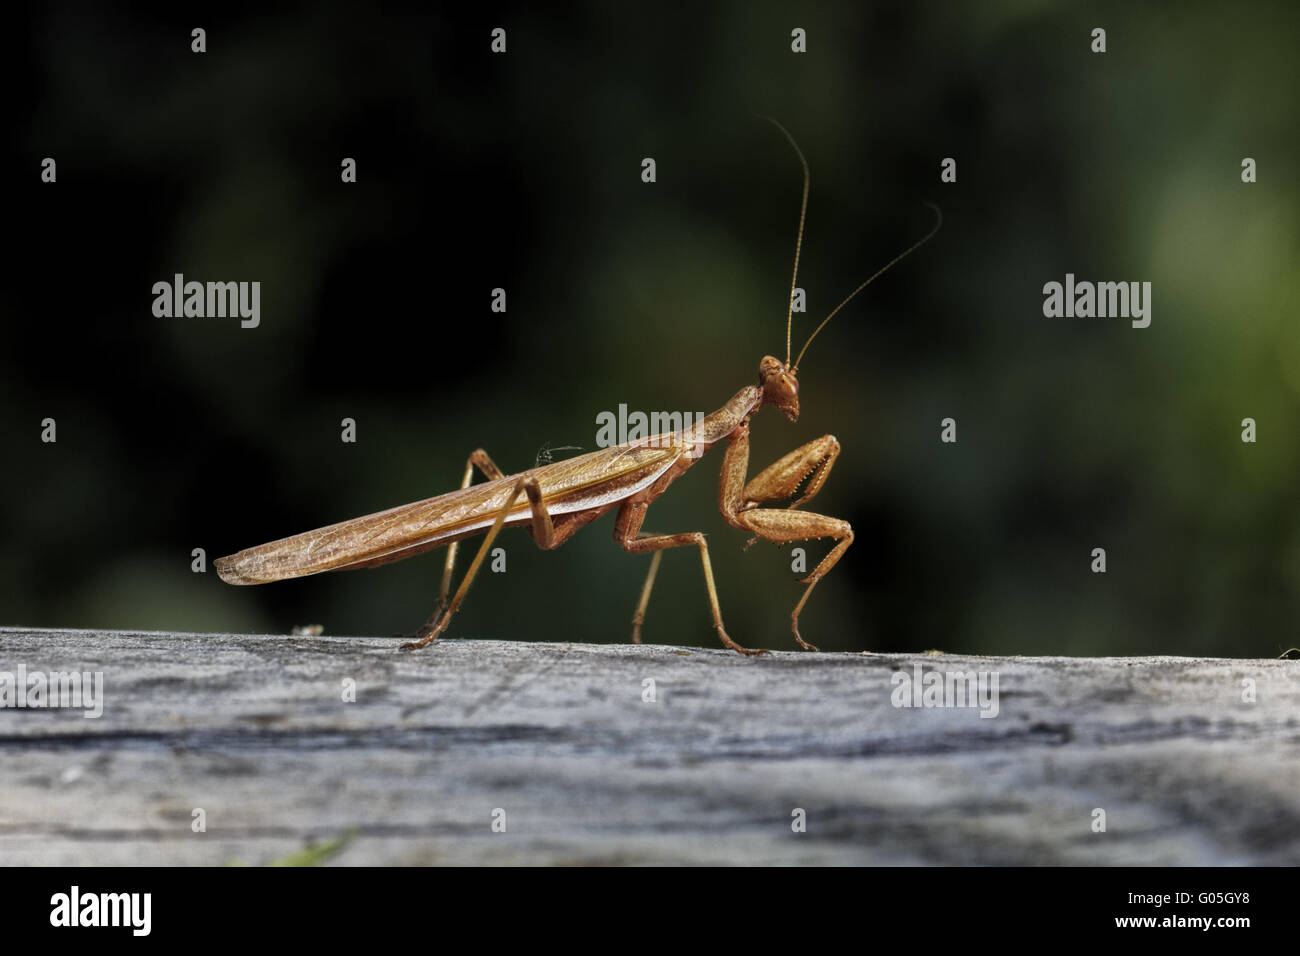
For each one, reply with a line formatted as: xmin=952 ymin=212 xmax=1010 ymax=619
xmin=1 ymin=627 xmax=1296 ymax=865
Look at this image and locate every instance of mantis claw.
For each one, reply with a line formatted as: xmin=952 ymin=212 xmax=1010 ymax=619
xmin=716 ymin=626 xmax=768 ymax=657
xmin=399 ymin=633 xmax=435 ymax=651
xmin=792 ymin=618 xmax=820 ymax=652
xmin=398 ymin=611 xmax=444 ymax=651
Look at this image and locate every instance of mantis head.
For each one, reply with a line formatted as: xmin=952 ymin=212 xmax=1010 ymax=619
xmin=759 ymin=355 xmax=800 ymax=421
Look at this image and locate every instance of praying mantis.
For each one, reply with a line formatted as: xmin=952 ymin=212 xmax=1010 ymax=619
xmin=215 ymin=121 xmax=940 ymax=655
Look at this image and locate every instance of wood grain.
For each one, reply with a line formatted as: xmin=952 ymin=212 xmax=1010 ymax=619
xmin=1 ymin=627 xmax=1296 ymax=865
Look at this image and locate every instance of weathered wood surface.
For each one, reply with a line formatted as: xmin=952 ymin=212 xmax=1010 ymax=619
xmin=0 ymin=627 xmax=1296 ymax=865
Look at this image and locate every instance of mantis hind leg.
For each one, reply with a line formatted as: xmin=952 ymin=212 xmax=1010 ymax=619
xmin=402 ymin=472 xmax=556 ymax=651
xmin=434 ymin=450 xmax=507 ymax=620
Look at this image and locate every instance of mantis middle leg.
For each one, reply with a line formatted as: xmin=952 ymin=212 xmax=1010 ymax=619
xmin=615 ymin=500 xmax=767 ymax=656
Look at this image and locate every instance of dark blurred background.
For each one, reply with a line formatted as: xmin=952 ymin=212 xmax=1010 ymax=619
xmin=6 ymin=1 xmax=1298 ymax=656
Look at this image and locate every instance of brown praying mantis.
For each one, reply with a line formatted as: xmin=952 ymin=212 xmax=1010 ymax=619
xmin=215 ymin=121 xmax=940 ymax=655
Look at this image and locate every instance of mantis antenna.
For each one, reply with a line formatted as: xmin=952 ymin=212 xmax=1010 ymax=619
xmin=793 ymin=202 xmax=943 ymax=373
xmin=756 ymin=115 xmax=810 ymax=367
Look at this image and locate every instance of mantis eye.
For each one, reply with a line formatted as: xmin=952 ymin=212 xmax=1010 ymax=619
xmin=758 ymin=355 xmax=786 ymax=384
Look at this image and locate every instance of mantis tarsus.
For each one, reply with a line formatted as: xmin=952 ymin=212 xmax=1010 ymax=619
xmin=215 ymin=121 xmax=940 ymax=655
